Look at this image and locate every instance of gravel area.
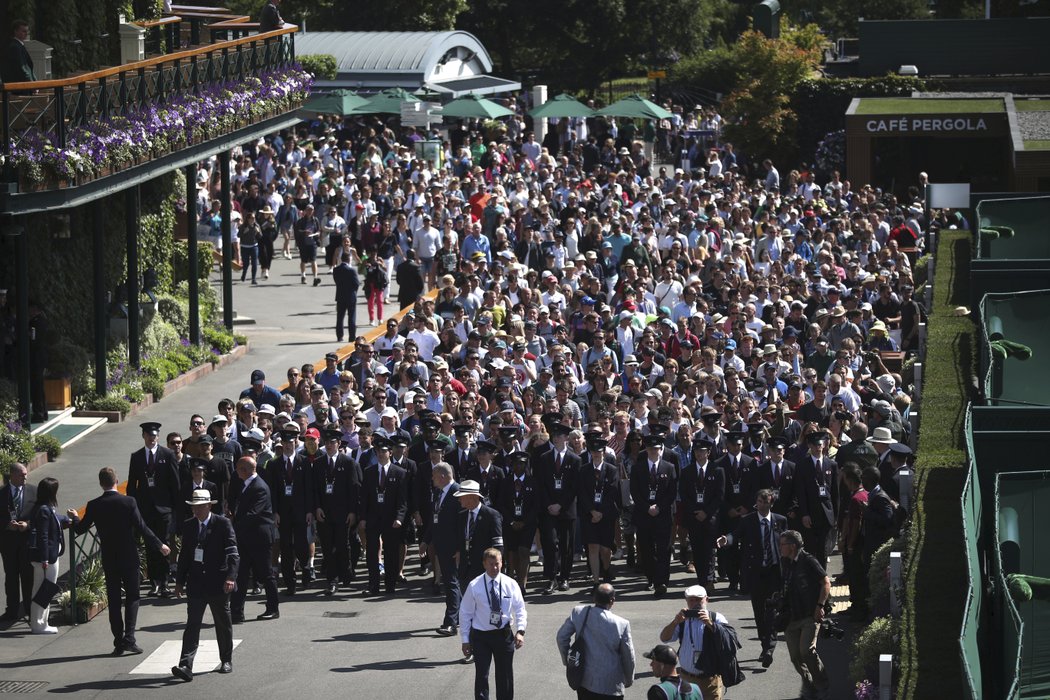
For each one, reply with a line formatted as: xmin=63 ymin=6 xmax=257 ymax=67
xmin=1017 ymin=110 xmax=1050 ymax=141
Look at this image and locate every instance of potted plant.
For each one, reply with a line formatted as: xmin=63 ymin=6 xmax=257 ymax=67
xmin=60 ymin=557 xmax=108 ymax=623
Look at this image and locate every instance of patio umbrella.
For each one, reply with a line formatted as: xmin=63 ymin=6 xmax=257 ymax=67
xmin=300 ymin=89 xmax=370 ymax=116
xmin=357 ymin=88 xmax=422 ymax=114
xmin=596 ymin=94 xmax=673 ymax=120
xmin=440 ymin=94 xmax=515 ymax=119
xmin=529 ymin=94 xmax=595 ymax=119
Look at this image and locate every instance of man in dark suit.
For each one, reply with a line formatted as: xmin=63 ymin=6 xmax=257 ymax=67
xmin=747 ymin=435 xmax=796 ymax=520
xmin=315 ymin=429 xmax=362 ymax=595
xmin=455 ymin=480 xmax=503 ymax=588
xmin=714 ymin=431 xmax=756 ymax=593
xmin=717 ymin=488 xmax=787 ymax=666
xmin=495 ymin=451 xmax=540 ymax=592
xmin=333 ymin=251 xmax=359 ymax=343
xmin=414 ymin=442 xmax=447 ymax=588
xmin=361 ymin=436 xmax=409 ymax=595
xmin=74 ymin=467 xmax=169 ymax=654
xmin=1 ymin=462 xmax=36 ymax=621
xmin=126 ymin=422 xmax=181 ymax=597
xmin=179 ymin=462 xmax=218 ymax=520
xmin=447 ymin=425 xmax=477 ymax=481
xmin=390 ymin=434 xmax=419 ymax=581
xmin=430 ymin=463 xmax=463 ymax=636
xmin=465 ymin=443 xmax=506 ymax=508
xmin=229 ymin=456 xmax=279 ymax=621
xmin=258 ymin=0 xmax=283 ymax=32
xmin=1 ymin=21 xmax=35 ymax=90
xmin=794 ymin=431 xmax=839 ymax=572
xmin=396 ymin=250 xmax=425 ymax=310
xmin=679 ymin=435 xmax=725 ymax=591
xmin=534 ymin=424 xmax=579 ymax=595
xmin=171 ymin=489 xmax=238 ymax=681
xmin=630 ymin=434 xmax=678 ymax=597
xmin=264 ymin=425 xmax=313 ymax=594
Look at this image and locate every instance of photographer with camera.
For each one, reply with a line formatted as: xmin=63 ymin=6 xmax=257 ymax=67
xmin=777 ymin=529 xmax=832 ymax=700
xmin=657 ymin=585 xmax=740 ymax=699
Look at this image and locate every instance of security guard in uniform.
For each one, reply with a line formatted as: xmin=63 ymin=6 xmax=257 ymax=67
xmin=315 ymin=428 xmax=362 ymax=594
xmin=264 ymin=425 xmax=314 ymax=594
xmin=631 ymin=434 xmax=678 ymax=597
xmin=494 ymin=451 xmax=539 ymax=592
xmin=361 ymin=435 xmax=409 ymax=595
xmin=127 ymin=421 xmax=181 ymax=597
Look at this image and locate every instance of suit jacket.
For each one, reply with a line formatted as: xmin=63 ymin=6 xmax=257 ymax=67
xmin=1 ymin=481 xmax=37 ymax=535
xmin=333 ymin=263 xmax=359 ymax=303
xmin=362 ymin=462 xmax=408 ymax=530
xmin=430 ymin=482 xmax=463 ymax=556
xmin=534 ymin=449 xmax=580 ymax=520
xmin=679 ymin=461 xmax=725 ymax=527
xmin=795 ymin=455 xmax=839 ymax=529
xmin=314 ymin=452 xmax=362 ymax=521
xmin=714 ymin=452 xmax=756 ymax=515
xmin=495 ymin=473 xmax=540 ymax=525
xmin=264 ymin=452 xmax=314 ymax=523
xmin=465 ymin=463 xmax=505 ymax=507
xmin=28 ymin=504 xmax=71 ymax=563
xmin=389 ymin=456 xmax=417 ymax=512
xmin=862 ymin=487 xmax=896 ymax=560
xmin=730 ymin=511 xmax=788 ymax=588
xmin=74 ymin=490 xmax=163 ymax=566
xmin=127 ymin=445 xmax=181 ymax=517
xmin=629 ymin=458 xmax=678 ymax=521
xmin=456 ymin=504 xmax=503 ymax=576
xmin=2 ymin=38 xmax=34 ymax=84
xmin=258 ymin=0 xmax=283 ymax=31
xmin=749 ymin=459 xmax=796 ymax=516
xmin=232 ymin=475 xmax=276 ymax=547
xmin=349 ymin=445 xmax=378 ymax=472
xmin=576 ymin=462 xmax=620 ymax=519
xmin=179 ymin=478 xmax=219 ymax=519
xmin=556 ymin=605 xmax=635 ymax=696
xmin=176 ymin=515 xmax=239 ymax=597
xmin=446 ymin=447 xmax=478 ymax=481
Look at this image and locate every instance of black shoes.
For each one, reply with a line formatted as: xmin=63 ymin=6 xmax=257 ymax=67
xmin=760 ymin=649 xmax=774 ymax=668
xmin=257 ymin=610 xmax=280 ymax=620
xmin=557 ymin=580 xmax=569 ymax=592
xmin=542 ymin=581 xmax=557 ymax=595
xmin=436 ymin=625 xmax=457 ymax=637
xmin=654 ymin=585 xmax=667 ymax=598
xmin=326 ymin=582 xmax=337 ymax=596
xmin=123 ymin=643 xmax=144 ymax=655
xmin=218 ymin=661 xmax=233 ymax=674
xmin=171 ymin=665 xmax=193 ymax=682
xmin=231 ymin=612 xmax=245 ymax=624
xmin=313 ymin=278 xmax=321 ymax=287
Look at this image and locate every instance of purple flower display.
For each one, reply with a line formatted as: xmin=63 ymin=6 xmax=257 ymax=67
xmin=8 ymin=66 xmax=312 ymax=186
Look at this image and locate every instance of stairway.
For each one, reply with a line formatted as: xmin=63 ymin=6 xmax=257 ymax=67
xmin=32 ymin=407 xmax=108 ymax=449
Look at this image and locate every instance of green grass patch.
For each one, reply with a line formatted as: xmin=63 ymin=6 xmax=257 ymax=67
xmin=1014 ymin=99 xmax=1050 ymax=112
xmin=1023 ymin=140 xmax=1050 ymax=151
xmin=897 ymin=229 xmax=976 ymax=700
xmin=854 ymin=98 xmax=1004 ymax=114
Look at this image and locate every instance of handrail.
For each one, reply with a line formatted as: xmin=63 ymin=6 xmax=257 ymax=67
xmin=134 ymin=16 xmax=183 ymax=28
xmin=1 ymin=23 xmax=297 ymax=91
xmin=208 ymin=18 xmax=254 ymax=29
xmin=170 ymin=4 xmax=232 ymax=12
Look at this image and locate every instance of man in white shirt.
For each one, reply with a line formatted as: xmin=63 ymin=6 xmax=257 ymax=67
xmin=407 ymin=314 xmax=441 ymax=362
xmin=460 ymin=548 xmax=527 ymax=700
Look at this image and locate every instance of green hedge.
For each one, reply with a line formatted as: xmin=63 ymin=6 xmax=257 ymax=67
xmin=299 ymin=54 xmax=338 ymax=80
xmin=897 ymin=229 xmax=975 ymax=699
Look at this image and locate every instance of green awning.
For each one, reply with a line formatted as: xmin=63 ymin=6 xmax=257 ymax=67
xmin=529 ymin=94 xmax=595 ymax=119
xmin=597 ymin=94 xmax=672 ymax=120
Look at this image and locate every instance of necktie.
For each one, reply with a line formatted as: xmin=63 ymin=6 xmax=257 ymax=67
xmin=555 ymin=453 xmax=562 ymax=472
xmin=651 ymin=462 xmax=657 ymax=480
xmin=462 ymin=450 xmax=468 ymax=465
xmin=199 ymin=521 xmax=206 ymax=542
xmin=468 ymin=511 xmax=476 ymax=539
xmin=380 ymin=466 xmax=386 ymax=488
xmin=14 ymin=486 xmax=22 ymax=518
xmin=774 ymin=462 xmax=780 ymax=485
xmin=147 ymin=449 xmax=154 ymax=472
xmin=490 ymin=578 xmax=501 ymax=617
xmin=762 ymin=517 xmax=774 ymax=567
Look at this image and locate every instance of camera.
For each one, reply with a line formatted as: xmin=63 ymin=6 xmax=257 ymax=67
xmin=683 ymin=609 xmax=701 ymax=619
xmin=820 ymin=617 xmax=846 ymax=640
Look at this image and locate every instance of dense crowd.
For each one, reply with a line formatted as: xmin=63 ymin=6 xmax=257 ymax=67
xmin=5 ymin=101 xmax=935 ymax=700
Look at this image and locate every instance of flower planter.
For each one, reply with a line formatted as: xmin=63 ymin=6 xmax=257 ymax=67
xmin=26 ymin=451 xmax=50 ymax=473
xmin=64 ymin=600 xmax=106 ymax=624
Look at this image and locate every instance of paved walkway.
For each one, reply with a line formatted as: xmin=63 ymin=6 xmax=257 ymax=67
xmin=0 ymin=253 xmax=856 ymax=698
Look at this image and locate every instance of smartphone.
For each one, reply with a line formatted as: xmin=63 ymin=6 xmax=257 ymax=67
xmin=683 ymin=609 xmax=701 ymax=618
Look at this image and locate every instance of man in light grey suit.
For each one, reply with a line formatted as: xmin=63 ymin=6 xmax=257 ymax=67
xmin=556 ymin=583 xmax=635 ymax=699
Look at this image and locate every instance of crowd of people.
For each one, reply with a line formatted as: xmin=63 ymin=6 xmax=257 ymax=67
xmin=2 ymin=100 xmax=933 ymax=699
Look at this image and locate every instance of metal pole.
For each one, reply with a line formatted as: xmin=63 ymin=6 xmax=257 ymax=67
xmin=913 ymin=362 xmax=923 ymax=401
xmin=94 ymin=201 xmax=107 ymax=395
xmin=126 ymin=186 xmax=140 ymax=368
xmin=14 ymin=225 xmax=30 ymax=428
xmin=219 ymin=151 xmax=233 ymax=330
xmin=186 ymin=164 xmax=201 ymax=345
xmin=899 ymin=470 xmax=913 ymax=512
xmin=889 ymin=552 xmax=902 ymax=617
xmin=68 ymin=528 xmax=77 ymax=625
xmin=879 ymin=654 xmax=894 ymax=700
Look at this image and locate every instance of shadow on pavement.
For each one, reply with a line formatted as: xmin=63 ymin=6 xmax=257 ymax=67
xmin=331 ymin=657 xmax=465 ymax=673
xmin=0 ymin=652 xmax=112 ymax=668
xmin=49 ymin=677 xmax=175 ymax=693
xmin=316 ymin=627 xmax=433 ymax=644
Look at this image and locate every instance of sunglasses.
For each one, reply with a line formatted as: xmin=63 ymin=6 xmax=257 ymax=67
xmin=191 ymin=421 xmax=205 ymax=427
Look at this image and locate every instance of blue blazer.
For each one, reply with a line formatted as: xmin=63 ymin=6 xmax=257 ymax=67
xmin=28 ymin=504 xmax=73 ymax=564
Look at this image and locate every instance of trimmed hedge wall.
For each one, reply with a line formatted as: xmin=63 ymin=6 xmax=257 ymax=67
xmin=897 ymin=229 xmax=976 ymax=699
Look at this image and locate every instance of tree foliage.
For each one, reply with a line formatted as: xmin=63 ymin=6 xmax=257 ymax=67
xmin=786 ymin=0 xmax=927 ymax=39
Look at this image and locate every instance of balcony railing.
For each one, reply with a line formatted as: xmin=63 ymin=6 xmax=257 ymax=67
xmin=1 ymin=22 xmax=304 ymax=192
